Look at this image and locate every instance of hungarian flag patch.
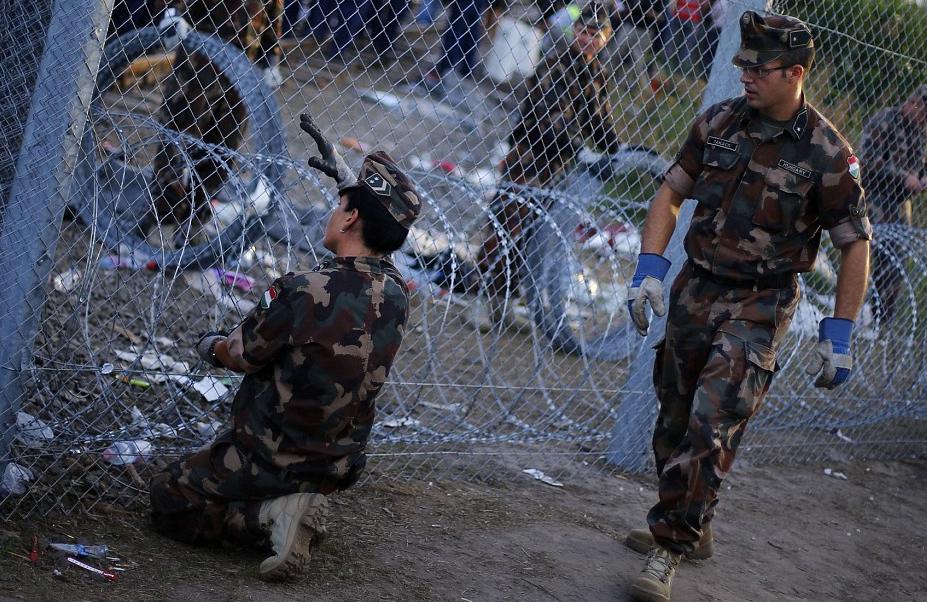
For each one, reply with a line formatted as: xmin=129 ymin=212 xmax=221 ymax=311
xmin=846 ymin=155 xmax=861 ymax=180
xmin=259 ymin=285 xmax=278 ymax=309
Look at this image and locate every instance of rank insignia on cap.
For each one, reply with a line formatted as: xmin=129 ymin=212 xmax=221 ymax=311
xmin=260 ymin=285 xmax=278 ymax=309
xmin=364 ymin=172 xmax=392 ymax=196
xmin=846 ymin=155 xmax=861 ymax=180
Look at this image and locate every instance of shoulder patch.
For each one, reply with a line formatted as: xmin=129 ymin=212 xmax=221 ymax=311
xmin=846 ymin=155 xmax=861 ymax=180
xmin=259 ymin=285 xmax=278 ymax=309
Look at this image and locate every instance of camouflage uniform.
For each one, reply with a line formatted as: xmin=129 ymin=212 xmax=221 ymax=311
xmin=480 ymin=17 xmax=621 ymax=296
xmin=858 ymin=88 xmax=927 ymax=319
xmin=647 ymin=12 xmax=872 ymax=555
xmin=150 ymin=258 xmax=410 ymax=546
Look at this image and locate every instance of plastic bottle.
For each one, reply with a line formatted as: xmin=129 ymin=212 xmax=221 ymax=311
xmin=101 ymin=440 xmax=152 ymax=465
xmin=48 ymin=543 xmax=108 ymax=558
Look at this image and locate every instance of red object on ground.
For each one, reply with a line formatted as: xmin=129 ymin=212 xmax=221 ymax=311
xmin=29 ymin=535 xmax=39 ymax=563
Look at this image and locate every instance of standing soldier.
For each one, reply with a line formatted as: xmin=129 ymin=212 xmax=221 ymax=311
xmin=473 ymin=2 xmax=622 ymax=330
xmin=858 ymin=84 xmax=927 ymax=321
xmin=149 ymin=113 xmax=420 ymax=581
xmin=622 ymin=12 xmax=871 ymax=601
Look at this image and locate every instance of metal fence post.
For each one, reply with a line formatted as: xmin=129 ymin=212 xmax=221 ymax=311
xmin=0 ymin=0 xmax=113 ymax=469
xmin=607 ymin=0 xmax=772 ymax=471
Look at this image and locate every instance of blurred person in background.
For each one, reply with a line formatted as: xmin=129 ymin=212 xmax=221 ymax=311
xmin=859 ymin=84 xmax=927 ymax=322
xmin=417 ymin=0 xmax=492 ymax=95
xmin=471 ymin=3 xmax=622 ymax=331
xmin=140 ymin=0 xmax=284 ymax=240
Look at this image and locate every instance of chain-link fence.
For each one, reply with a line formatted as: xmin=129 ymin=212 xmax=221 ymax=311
xmin=1 ymin=0 xmax=925 ymax=516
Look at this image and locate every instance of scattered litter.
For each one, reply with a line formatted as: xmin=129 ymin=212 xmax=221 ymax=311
xmin=575 ymin=221 xmax=641 ymax=256
xmin=833 ymin=429 xmax=853 ymax=443
xmin=195 ymin=420 xmax=223 ymax=440
xmin=15 ymin=411 xmax=54 ymax=448
xmin=66 ymin=557 xmax=117 ymax=583
xmin=823 ymin=467 xmax=848 ymax=480
xmin=30 ymin=535 xmax=39 ymax=563
xmin=420 ymin=401 xmax=463 ymax=413
xmin=53 ymin=268 xmax=82 ymax=293
xmin=99 ymin=245 xmax=148 ymax=270
xmin=381 ymin=416 xmax=420 ymax=428
xmin=129 ymin=406 xmax=177 ymax=439
xmin=114 ymin=347 xmax=189 ymax=374
xmin=183 ymin=270 xmax=256 ymax=315
xmin=49 ymin=543 xmax=108 ymax=558
xmin=522 ymin=468 xmax=563 ymax=488
xmin=153 ymin=336 xmax=176 ymax=348
xmin=232 ymin=247 xmax=277 ymax=271
xmin=0 ymin=463 xmax=34 ymax=496
xmin=358 ymin=88 xmax=479 ymax=132
xmin=210 ymin=268 xmax=255 ymax=292
xmin=192 ymin=377 xmax=229 ymax=402
xmin=100 ymin=362 xmax=114 ymax=375
xmin=115 ymin=374 xmax=151 ymax=389
xmin=102 ymin=440 xmax=153 ymax=465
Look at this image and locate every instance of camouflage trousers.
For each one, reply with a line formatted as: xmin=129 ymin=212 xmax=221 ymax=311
xmin=647 ymin=262 xmax=800 ymax=555
xmin=149 ymin=432 xmax=337 ymax=547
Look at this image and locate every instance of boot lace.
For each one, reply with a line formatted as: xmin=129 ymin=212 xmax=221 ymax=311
xmin=643 ymin=548 xmax=680 ymax=584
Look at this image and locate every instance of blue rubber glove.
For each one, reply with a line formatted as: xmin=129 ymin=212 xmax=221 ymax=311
xmin=806 ymin=318 xmax=853 ymax=389
xmin=627 ymin=253 xmax=672 ymax=336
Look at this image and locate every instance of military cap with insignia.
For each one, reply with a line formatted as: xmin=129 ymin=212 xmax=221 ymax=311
xmin=339 ymin=151 xmax=421 ymax=229
xmin=733 ymin=11 xmax=814 ymax=68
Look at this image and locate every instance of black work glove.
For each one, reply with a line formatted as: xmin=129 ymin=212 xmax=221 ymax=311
xmin=299 ymin=113 xmax=353 ymax=186
xmin=196 ymin=331 xmax=228 ymax=368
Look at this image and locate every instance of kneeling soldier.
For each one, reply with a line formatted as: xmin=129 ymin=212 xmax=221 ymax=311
xmin=149 ymin=113 xmax=420 ymax=581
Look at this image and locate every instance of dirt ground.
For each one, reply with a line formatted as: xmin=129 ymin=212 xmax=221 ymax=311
xmin=1 ymin=459 xmax=925 ymax=602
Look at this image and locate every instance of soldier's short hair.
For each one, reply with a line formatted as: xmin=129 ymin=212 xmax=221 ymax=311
xmin=343 ymin=187 xmax=410 ymax=254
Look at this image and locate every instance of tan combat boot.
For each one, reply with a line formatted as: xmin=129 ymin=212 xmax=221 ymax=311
xmin=625 ymin=523 xmax=714 ymax=560
xmin=629 ymin=546 xmax=681 ymax=602
xmin=257 ymin=493 xmax=329 ymax=581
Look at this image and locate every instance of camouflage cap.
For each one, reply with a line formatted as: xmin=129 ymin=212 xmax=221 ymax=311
xmin=732 ymin=11 xmax=813 ymax=68
xmin=340 ymin=151 xmax=420 ymax=229
xmin=575 ymin=2 xmax=612 ymax=32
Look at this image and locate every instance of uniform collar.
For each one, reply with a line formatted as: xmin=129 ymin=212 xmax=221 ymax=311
xmin=322 ymin=256 xmax=392 ymax=274
xmin=738 ymin=94 xmax=811 ymax=140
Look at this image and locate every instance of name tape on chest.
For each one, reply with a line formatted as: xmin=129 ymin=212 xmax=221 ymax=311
xmin=707 ymin=136 xmax=738 ymax=152
xmin=777 ymin=159 xmax=814 ymax=180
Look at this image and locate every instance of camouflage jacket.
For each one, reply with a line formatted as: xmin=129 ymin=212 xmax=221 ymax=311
xmin=664 ymin=96 xmax=872 ymax=282
xmin=859 ymin=105 xmax=927 ymax=221
xmin=509 ymin=40 xmax=622 ymax=175
xmin=225 ymin=256 xmax=409 ymax=482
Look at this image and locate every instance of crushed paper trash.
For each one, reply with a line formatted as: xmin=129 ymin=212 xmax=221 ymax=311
xmin=834 ymin=429 xmax=853 ymax=443
xmin=102 ymin=440 xmax=152 ymax=465
xmin=16 ymin=411 xmax=54 ymax=448
xmin=381 ymin=416 xmax=421 ymax=428
xmin=1 ymin=462 xmax=35 ymax=496
xmin=183 ymin=270 xmax=257 ymax=315
xmin=522 ymin=468 xmax=564 ymax=488
xmin=823 ymin=467 xmax=848 ymax=480
xmin=53 ymin=268 xmax=82 ymax=293
xmin=129 ymin=406 xmax=177 ymax=439
xmin=192 ymin=377 xmax=229 ymax=402
xmin=195 ymin=420 xmax=223 ymax=440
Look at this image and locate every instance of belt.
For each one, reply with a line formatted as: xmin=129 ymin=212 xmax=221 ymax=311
xmin=689 ymin=261 xmax=796 ymax=291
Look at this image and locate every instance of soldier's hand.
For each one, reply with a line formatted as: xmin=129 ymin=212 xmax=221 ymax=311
xmin=805 ymin=318 xmax=853 ymax=389
xmin=299 ymin=113 xmax=353 ymax=186
xmin=196 ymin=331 xmax=228 ymax=368
xmin=627 ymin=253 xmax=671 ymax=336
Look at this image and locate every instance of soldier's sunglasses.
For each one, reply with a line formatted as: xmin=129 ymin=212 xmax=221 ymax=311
xmin=738 ymin=65 xmax=793 ymax=79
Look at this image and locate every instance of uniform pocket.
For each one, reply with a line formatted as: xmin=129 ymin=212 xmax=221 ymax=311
xmin=754 ymin=167 xmax=813 ymax=234
xmin=692 ymin=146 xmax=740 ymax=210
